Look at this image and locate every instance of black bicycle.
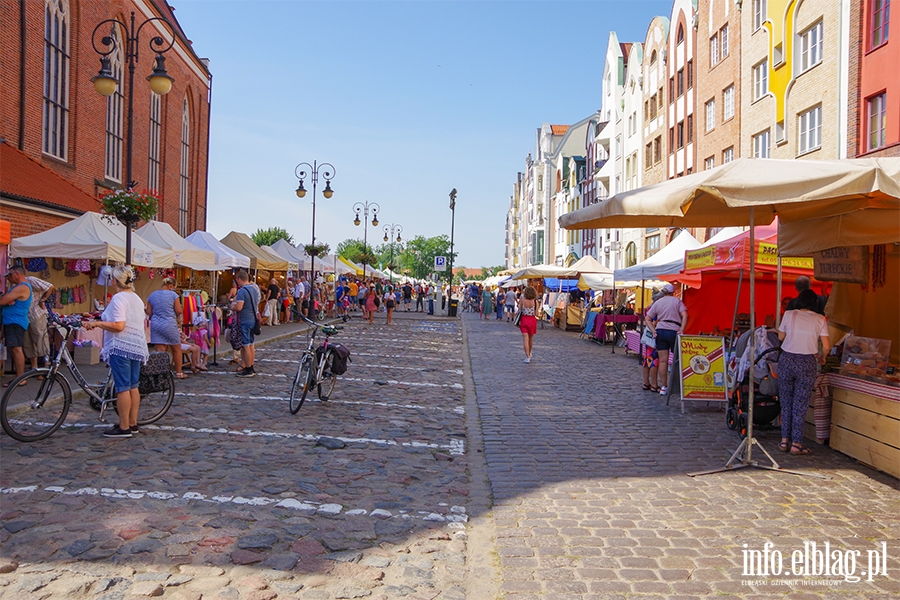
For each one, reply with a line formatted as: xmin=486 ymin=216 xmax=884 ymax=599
xmin=1 ymin=305 xmax=174 ymax=442
xmin=289 ymin=317 xmax=344 ymax=413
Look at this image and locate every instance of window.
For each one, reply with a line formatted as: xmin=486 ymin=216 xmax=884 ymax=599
xmin=705 ymin=156 xmax=715 ymax=170
xmin=669 ymin=77 xmax=675 ymax=102
xmin=677 ymin=68 xmax=684 ymax=97
xmin=669 ymin=127 xmax=675 ymax=153
xmin=650 ymin=94 xmax=658 ymax=119
xmin=752 ymin=60 xmax=768 ymax=101
xmin=705 ymin=99 xmax=716 ymax=132
xmin=723 ymin=146 xmax=735 ymax=163
xmin=615 ymin=135 xmax=622 ymax=157
xmin=710 ymin=34 xmax=720 ymax=66
xmin=687 ymin=60 xmax=693 ymax=89
xmin=687 ymin=114 xmax=693 ymax=144
xmin=753 ymin=130 xmax=770 ymax=158
xmin=650 ymin=50 xmax=658 ymax=65
xmin=658 ymin=88 xmax=664 ymax=109
xmin=677 ymin=23 xmax=684 ymax=44
xmin=653 ymin=136 xmax=662 ymax=163
xmin=644 ymin=100 xmax=650 ymax=122
xmin=148 ymin=92 xmax=161 ymax=195
xmin=720 ymin=25 xmax=729 ymax=58
xmin=868 ymin=93 xmax=888 ymax=150
xmin=677 ymin=120 xmax=685 ymax=148
xmin=43 ymin=0 xmax=69 ymax=160
xmin=645 ymin=142 xmax=653 ymax=165
xmin=798 ymin=105 xmax=822 ymax=154
xmin=179 ymin=98 xmax=190 ymax=236
xmin=104 ymin=30 xmax=123 ymax=182
xmin=799 ymin=21 xmax=823 ymax=73
xmin=871 ymin=0 xmax=890 ymax=48
xmin=625 ymin=242 xmax=637 ymax=267
xmin=646 ymin=234 xmax=661 ymax=257
xmin=754 ymin=0 xmax=767 ymax=31
xmin=723 ymin=85 xmax=735 ymax=120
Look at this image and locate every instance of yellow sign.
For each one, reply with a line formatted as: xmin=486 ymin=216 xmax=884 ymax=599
xmin=684 ymin=246 xmax=716 ymax=271
xmin=679 ymin=335 xmax=728 ymax=401
xmin=756 ymin=241 xmax=814 ymax=269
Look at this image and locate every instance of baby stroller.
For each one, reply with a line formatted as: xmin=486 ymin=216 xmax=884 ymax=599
xmin=726 ymin=328 xmax=782 ymax=438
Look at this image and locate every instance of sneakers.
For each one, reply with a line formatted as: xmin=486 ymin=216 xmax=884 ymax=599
xmin=523 ymin=357 xmax=531 ymax=363
xmin=130 ymin=425 xmax=140 ymax=434
xmin=659 ymin=386 xmax=668 ymax=395
xmin=236 ymin=367 xmax=256 ymax=378
xmin=103 ymin=425 xmax=132 ymax=439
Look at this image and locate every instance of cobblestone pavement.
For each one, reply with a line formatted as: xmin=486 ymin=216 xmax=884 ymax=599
xmin=3 ymin=309 xmax=899 ymax=599
xmin=465 ymin=314 xmax=899 ymax=599
xmin=1 ymin=311 xmax=477 ymax=599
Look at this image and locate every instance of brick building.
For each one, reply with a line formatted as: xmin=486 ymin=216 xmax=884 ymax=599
xmin=1 ymin=0 xmax=211 ymax=241
xmin=848 ymin=0 xmax=899 ymax=158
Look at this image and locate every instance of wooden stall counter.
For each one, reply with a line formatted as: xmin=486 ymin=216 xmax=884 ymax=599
xmin=809 ymin=373 xmax=900 ymax=479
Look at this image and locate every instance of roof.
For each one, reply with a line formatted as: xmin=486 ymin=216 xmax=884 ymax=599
xmin=0 ymin=141 xmax=97 ymax=214
xmin=550 ymin=125 xmax=570 ymax=136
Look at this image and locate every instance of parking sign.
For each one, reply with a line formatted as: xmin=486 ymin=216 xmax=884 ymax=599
xmin=434 ymin=256 xmax=446 ymax=271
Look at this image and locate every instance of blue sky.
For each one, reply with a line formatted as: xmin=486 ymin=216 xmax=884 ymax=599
xmin=172 ymin=0 xmax=673 ymax=268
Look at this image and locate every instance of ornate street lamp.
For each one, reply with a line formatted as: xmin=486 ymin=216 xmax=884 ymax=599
xmin=294 ymin=161 xmax=335 ymax=277
xmin=91 ymin=11 xmax=176 ymax=265
xmin=352 ymin=201 xmax=380 ymax=279
xmin=449 ymin=188 xmax=457 ymax=287
xmin=382 ymin=223 xmax=402 ymax=284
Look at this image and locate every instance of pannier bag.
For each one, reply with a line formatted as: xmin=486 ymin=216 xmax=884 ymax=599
xmin=319 ymin=343 xmax=351 ymax=375
xmin=138 ymin=351 xmax=173 ymax=395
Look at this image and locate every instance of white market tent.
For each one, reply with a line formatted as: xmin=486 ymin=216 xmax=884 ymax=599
xmin=571 ymin=255 xmax=615 ymax=290
xmin=136 ymin=221 xmax=218 ymax=271
xmin=270 ymin=239 xmax=309 ymax=271
xmin=184 ymin=230 xmax=251 ymax=269
xmin=613 ymin=231 xmax=702 ymax=283
xmin=10 ymin=211 xmax=174 ymax=267
xmin=323 ymin=254 xmax=353 ymax=275
xmin=511 ymin=264 xmax=578 ymax=280
xmin=261 ymin=244 xmax=299 ymax=272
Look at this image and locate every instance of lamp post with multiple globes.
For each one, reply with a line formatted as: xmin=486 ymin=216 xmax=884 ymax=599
xmin=352 ymin=201 xmax=380 ymax=280
xmin=382 ymin=224 xmax=403 ymax=284
xmin=294 ymin=161 xmax=335 ymax=277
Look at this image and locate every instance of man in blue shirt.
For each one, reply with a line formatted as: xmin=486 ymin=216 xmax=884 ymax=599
xmin=1 ymin=266 xmax=33 ymax=386
xmin=232 ymin=271 xmax=260 ymax=378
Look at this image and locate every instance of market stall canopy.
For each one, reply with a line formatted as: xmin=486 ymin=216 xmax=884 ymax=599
xmin=570 ymin=255 xmax=613 ymax=275
xmin=184 ymin=230 xmax=250 ymax=269
xmin=577 ymin=273 xmax=616 ymax=291
xmin=9 ymin=211 xmax=174 ymax=267
xmin=136 ymin=221 xmax=217 ymax=271
xmin=269 ymin=239 xmax=309 ymax=270
xmin=261 ymin=245 xmax=299 ymax=272
xmin=778 ymin=209 xmax=900 ymax=255
xmin=338 ymin=256 xmax=363 ymax=275
xmin=321 ymin=254 xmax=353 ymax=275
xmin=511 ymin=264 xmax=578 ymax=280
xmin=219 ymin=231 xmax=289 ymax=271
xmin=613 ymin=231 xmax=701 ymax=282
xmin=559 ymin=157 xmax=900 ymax=230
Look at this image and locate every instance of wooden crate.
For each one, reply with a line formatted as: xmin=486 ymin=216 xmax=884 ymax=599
xmin=829 ymin=387 xmax=900 ymax=479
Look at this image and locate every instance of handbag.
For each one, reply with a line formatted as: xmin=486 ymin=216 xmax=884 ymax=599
xmin=513 ymin=309 xmax=523 ymax=327
xmin=253 ymin=310 xmax=262 ymax=336
xmin=640 ymin=327 xmax=656 ymax=348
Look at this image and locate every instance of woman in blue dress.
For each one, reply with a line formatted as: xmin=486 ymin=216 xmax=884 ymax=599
xmin=145 ymin=277 xmax=187 ymax=379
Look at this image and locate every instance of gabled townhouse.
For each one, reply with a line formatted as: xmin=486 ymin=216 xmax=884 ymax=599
xmin=667 ymin=0 xmax=698 ymax=178
xmin=642 ymin=16 xmax=670 ymax=189
xmin=741 ymin=0 xmax=850 ymax=160
xmin=848 ymin=0 xmax=899 ymax=157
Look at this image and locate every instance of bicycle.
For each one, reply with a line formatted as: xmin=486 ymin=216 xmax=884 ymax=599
xmin=1 ymin=304 xmax=174 ymax=442
xmin=289 ymin=316 xmax=344 ymax=414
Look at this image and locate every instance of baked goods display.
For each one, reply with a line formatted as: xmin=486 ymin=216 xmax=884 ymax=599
xmin=840 ymin=336 xmax=891 ymax=379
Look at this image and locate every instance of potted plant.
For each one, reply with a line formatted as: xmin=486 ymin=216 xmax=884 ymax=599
xmin=98 ymin=188 xmax=159 ymax=225
xmin=302 ymin=242 xmax=330 ymax=258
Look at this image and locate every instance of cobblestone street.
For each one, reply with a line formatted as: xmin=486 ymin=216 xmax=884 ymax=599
xmin=1 ymin=310 xmax=899 ymax=599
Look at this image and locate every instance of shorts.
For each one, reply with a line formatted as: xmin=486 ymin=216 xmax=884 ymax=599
xmin=2 ymin=323 xmax=26 ymax=348
xmin=109 ymin=353 xmax=142 ymax=392
xmin=655 ymin=328 xmax=678 ymax=352
xmin=24 ymin=313 xmax=50 ymax=358
xmin=518 ymin=315 xmax=537 ymax=336
xmin=240 ymin=323 xmax=255 ymax=346
xmin=505 ymin=304 xmax=515 ymax=313
xmin=301 ymin=300 xmax=310 ymax=310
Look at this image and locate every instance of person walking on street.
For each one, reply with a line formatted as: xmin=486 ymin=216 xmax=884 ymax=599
xmin=24 ymin=274 xmax=55 ymax=372
xmin=146 ymin=277 xmax=188 ymax=379
xmin=777 ymin=289 xmax=831 ymax=455
xmin=644 ymin=283 xmax=687 ymax=397
xmin=233 ymin=271 xmax=260 ymax=378
xmin=1 ymin=266 xmax=33 ymax=386
xmin=495 ymin=288 xmax=504 ymax=320
xmin=81 ymin=266 xmax=148 ymax=438
xmin=385 ymin=285 xmax=396 ymax=325
xmin=518 ymin=286 xmax=538 ymax=363
xmin=504 ymin=287 xmax=517 ymax=322
xmin=402 ymin=282 xmax=413 ymax=312
xmin=266 ymin=278 xmax=280 ymax=326
xmin=415 ymin=283 xmax=425 ymax=312
xmin=481 ymin=285 xmax=493 ymax=320
xmin=364 ymin=284 xmax=379 ymax=325
xmin=292 ymin=277 xmax=303 ymax=322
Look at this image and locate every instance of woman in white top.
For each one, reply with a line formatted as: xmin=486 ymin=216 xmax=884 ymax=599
xmin=776 ymin=289 xmax=831 ymax=455
xmin=82 ymin=266 xmax=149 ymax=439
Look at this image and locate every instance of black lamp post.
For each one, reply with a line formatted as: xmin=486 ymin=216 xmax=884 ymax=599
xmin=382 ymin=223 xmax=403 ymax=284
xmin=91 ymin=12 xmax=176 ymax=265
xmin=294 ymin=161 xmax=335 ymax=278
xmin=449 ymin=188 xmax=457 ymax=289
xmin=352 ymin=201 xmax=380 ymax=280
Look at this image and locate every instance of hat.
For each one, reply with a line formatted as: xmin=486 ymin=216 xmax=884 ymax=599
xmin=193 ymin=314 xmax=209 ymax=326
xmin=662 ymin=283 xmax=675 ymax=294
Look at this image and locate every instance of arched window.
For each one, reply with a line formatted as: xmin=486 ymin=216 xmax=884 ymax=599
xmin=104 ymin=27 xmax=124 ymax=182
xmin=43 ymin=0 xmax=70 ymax=160
xmin=650 ymin=50 xmax=657 ymax=65
xmin=677 ymin=23 xmax=685 ymax=44
xmin=148 ymin=92 xmax=162 ymax=198
xmin=625 ymin=242 xmax=637 ymax=267
xmin=179 ymin=97 xmax=190 ymax=236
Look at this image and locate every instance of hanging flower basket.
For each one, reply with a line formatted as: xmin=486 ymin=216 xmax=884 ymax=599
xmin=99 ymin=188 xmax=159 ymax=225
xmin=303 ymin=243 xmax=330 ymax=258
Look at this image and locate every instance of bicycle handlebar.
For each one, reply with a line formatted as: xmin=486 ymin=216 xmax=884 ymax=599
xmin=45 ymin=301 xmax=83 ymax=330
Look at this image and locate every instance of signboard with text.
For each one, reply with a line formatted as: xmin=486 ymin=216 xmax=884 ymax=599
xmin=679 ymin=335 xmax=728 ymax=404
xmin=813 ymin=246 xmax=868 ymax=284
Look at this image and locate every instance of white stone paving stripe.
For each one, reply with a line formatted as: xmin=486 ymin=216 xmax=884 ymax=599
xmin=0 ymin=485 xmax=467 ymax=526
xmin=199 ymin=372 xmax=461 ymax=389
xmin=258 ymin=348 xmax=463 ymax=362
xmin=253 ymin=358 xmax=463 ymax=374
xmin=42 ymin=420 xmax=466 ymax=455
xmin=176 ymin=392 xmax=464 ymax=413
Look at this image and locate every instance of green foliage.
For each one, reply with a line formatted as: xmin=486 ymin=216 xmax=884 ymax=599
xmin=399 ymin=235 xmax=457 ymax=280
xmin=251 ymin=227 xmax=294 ymax=247
xmin=99 ymin=188 xmax=159 ymax=225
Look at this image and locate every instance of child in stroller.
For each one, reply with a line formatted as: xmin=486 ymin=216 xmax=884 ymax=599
xmin=726 ymin=327 xmax=782 ymax=437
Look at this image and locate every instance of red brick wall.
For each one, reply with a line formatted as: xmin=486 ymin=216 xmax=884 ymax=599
xmin=1 ymin=205 xmax=72 ymax=240
xmin=0 ymin=0 xmax=211 ymax=238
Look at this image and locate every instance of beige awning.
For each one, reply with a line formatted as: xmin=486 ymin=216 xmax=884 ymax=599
xmin=219 ymin=231 xmax=290 ymax=271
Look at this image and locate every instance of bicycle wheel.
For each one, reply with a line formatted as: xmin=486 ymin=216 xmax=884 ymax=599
xmin=1 ymin=370 xmax=71 ymax=442
xmin=289 ymin=356 xmax=313 ymax=414
xmin=137 ymin=371 xmax=175 ymax=425
xmin=318 ymin=350 xmax=337 ymax=401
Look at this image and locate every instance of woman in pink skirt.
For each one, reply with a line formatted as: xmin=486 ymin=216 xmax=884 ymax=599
xmin=518 ymin=287 xmax=538 ymax=363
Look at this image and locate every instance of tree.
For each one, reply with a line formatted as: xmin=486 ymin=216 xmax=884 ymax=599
xmin=251 ymin=227 xmax=293 ymax=247
xmin=336 ymin=238 xmax=376 ymax=267
xmin=400 ymin=235 xmax=457 ymax=280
